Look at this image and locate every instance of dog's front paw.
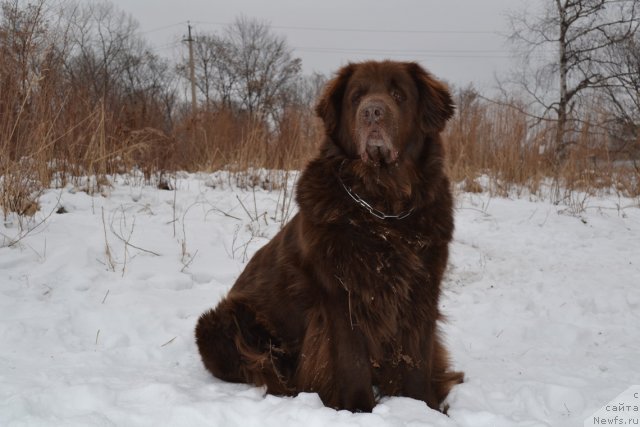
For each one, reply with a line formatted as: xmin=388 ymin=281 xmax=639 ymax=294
xmin=339 ymin=386 xmax=375 ymax=413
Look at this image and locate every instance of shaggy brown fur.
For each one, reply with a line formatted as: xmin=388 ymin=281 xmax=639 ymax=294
xmin=195 ymin=60 xmax=463 ymax=412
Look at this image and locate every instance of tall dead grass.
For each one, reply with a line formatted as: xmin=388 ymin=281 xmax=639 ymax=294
xmin=172 ymin=106 xmax=320 ymax=174
xmin=1 ymin=63 xmax=638 ymax=222
xmin=444 ymin=88 xmax=640 ymax=200
xmin=0 ymin=62 xmax=321 ymax=221
xmin=2 ymin=1 xmax=639 ymax=224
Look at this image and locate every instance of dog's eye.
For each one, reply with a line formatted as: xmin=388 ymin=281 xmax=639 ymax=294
xmin=391 ymin=89 xmax=405 ymax=103
xmin=351 ymin=90 xmax=364 ymax=105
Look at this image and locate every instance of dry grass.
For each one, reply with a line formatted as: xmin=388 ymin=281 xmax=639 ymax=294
xmin=172 ymin=107 xmax=321 ymax=176
xmin=0 ymin=63 xmax=322 ymax=220
xmin=444 ymin=89 xmax=640 ymax=201
xmin=1 ymin=47 xmax=638 ymax=221
xmin=2 ymin=82 xmax=639 ymax=221
xmin=2 ymin=0 xmax=639 ymax=224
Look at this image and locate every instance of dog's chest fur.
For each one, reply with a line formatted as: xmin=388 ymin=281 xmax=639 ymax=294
xmin=330 ymin=218 xmax=433 ymax=353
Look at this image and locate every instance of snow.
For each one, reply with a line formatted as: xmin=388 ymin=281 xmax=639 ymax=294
xmin=1 ymin=172 xmax=639 ymax=427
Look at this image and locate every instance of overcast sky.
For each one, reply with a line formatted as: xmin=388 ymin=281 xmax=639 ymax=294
xmin=111 ymin=0 xmax=530 ymax=90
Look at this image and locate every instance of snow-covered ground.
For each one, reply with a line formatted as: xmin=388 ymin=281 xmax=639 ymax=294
xmin=1 ymin=172 xmax=639 ymax=427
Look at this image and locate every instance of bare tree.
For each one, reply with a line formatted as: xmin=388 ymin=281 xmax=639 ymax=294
xmin=186 ymin=16 xmax=301 ymax=122
xmin=226 ymin=16 xmax=301 ymax=120
xmin=601 ymin=34 xmax=640 ymax=156
xmin=1 ymin=0 xmax=41 ymax=162
xmin=59 ymin=0 xmax=177 ymax=130
xmin=188 ymin=33 xmax=237 ymax=110
xmin=506 ymin=0 xmax=640 ymax=159
xmin=0 ymin=0 xmax=50 ymax=97
xmin=190 ymin=33 xmax=215 ymax=109
xmin=63 ymin=0 xmax=142 ymax=103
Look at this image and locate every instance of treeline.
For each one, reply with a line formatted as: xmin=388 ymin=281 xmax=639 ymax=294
xmin=0 ymin=0 xmax=323 ymax=181
xmin=1 ymin=0 xmax=639 ymax=218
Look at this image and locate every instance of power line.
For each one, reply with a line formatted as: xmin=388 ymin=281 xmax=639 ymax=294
xmin=143 ymin=20 xmax=515 ymax=60
xmin=295 ymin=50 xmax=511 ymax=59
xmin=295 ymin=46 xmax=511 ymax=54
xmin=276 ymin=25 xmax=499 ymax=35
xmin=292 ymin=46 xmax=513 ymax=59
xmin=139 ymin=22 xmax=187 ymax=35
xmin=189 ymin=20 xmax=500 ymax=35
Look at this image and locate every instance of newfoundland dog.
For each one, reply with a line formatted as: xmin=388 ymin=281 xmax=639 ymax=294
xmin=196 ymin=60 xmax=463 ymax=413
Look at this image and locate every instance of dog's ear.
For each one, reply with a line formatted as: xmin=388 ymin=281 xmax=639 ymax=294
xmin=406 ymin=62 xmax=454 ymax=133
xmin=315 ymin=63 xmax=356 ymax=137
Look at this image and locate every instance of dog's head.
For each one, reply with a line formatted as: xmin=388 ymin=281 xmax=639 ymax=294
xmin=316 ymin=61 xmax=454 ymax=166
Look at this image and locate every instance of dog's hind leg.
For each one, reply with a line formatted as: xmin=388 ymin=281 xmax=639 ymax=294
xmin=195 ymin=297 xmax=294 ymax=395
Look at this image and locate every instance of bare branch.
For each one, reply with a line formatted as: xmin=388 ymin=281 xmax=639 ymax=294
xmin=503 ymin=0 xmax=640 ymax=157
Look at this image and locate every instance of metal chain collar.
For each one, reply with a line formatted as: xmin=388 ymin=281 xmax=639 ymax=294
xmin=337 ymin=162 xmax=414 ymax=220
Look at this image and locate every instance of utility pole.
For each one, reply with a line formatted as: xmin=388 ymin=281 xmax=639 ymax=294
xmin=185 ymin=22 xmax=197 ymax=115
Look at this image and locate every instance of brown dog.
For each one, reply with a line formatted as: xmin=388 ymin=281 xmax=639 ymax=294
xmin=195 ymin=60 xmax=463 ymax=413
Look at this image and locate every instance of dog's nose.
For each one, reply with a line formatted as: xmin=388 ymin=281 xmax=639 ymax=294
xmin=362 ymin=101 xmax=385 ymax=124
